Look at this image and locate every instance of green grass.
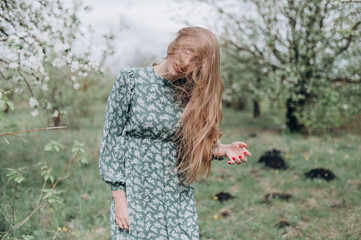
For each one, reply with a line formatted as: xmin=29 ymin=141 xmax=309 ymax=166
xmin=1 ymin=102 xmax=360 ymax=240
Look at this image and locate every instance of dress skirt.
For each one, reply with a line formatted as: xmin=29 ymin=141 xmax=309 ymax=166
xmin=110 ymin=135 xmax=200 ymax=239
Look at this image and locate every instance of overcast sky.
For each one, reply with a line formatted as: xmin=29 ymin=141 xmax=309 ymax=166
xmin=67 ymin=0 xmax=221 ymax=74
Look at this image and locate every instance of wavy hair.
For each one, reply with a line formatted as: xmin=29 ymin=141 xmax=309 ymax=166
xmin=156 ymin=26 xmax=224 ymax=187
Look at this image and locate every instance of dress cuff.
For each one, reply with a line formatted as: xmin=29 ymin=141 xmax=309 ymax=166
xmin=108 ymin=182 xmax=125 ymax=191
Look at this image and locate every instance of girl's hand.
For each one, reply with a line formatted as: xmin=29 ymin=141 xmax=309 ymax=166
xmin=225 ymin=141 xmax=251 ymax=165
xmin=113 ymin=190 xmax=130 ymax=230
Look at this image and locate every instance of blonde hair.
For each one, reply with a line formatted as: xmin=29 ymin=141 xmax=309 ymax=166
xmin=157 ymin=26 xmax=224 ymax=187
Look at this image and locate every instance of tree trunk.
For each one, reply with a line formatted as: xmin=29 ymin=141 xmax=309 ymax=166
xmin=253 ymin=100 xmax=261 ymax=118
xmin=286 ymin=98 xmax=303 ymax=132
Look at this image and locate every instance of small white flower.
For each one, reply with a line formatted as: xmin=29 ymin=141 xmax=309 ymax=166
xmin=231 ymin=83 xmax=240 ymax=91
xmin=38 ymin=32 xmax=50 ymax=43
xmin=14 ymin=87 xmax=23 ymax=94
xmin=71 ymin=61 xmax=79 ymax=72
xmin=44 ymin=76 xmax=50 ymax=82
xmin=9 ymin=62 xmax=19 ymax=69
xmin=52 ymin=58 xmax=66 ymax=68
xmin=65 ymin=55 xmax=72 ymax=64
xmin=34 ymin=79 xmax=41 ymax=85
xmin=52 ymin=110 xmax=59 ymax=118
xmin=54 ymin=42 xmax=69 ymax=53
xmin=0 ymin=91 xmax=2 ymax=98
xmin=25 ymin=36 xmax=34 ymax=44
xmin=17 ymin=31 xmax=27 ymax=38
xmin=29 ymin=97 xmax=39 ymax=107
xmin=100 ymin=67 xmax=105 ymax=73
xmin=73 ymin=82 xmax=80 ymax=90
xmin=42 ymin=84 xmax=48 ymax=91
xmin=46 ymin=102 xmax=52 ymax=110
xmin=8 ymin=35 xmax=20 ymax=43
xmin=31 ymin=109 xmax=39 ymax=117
xmin=343 ymin=104 xmax=348 ymax=110
xmin=71 ymin=75 xmax=76 ymax=82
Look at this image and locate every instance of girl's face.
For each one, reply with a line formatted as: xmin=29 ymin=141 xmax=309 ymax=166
xmin=167 ymin=48 xmax=200 ymax=79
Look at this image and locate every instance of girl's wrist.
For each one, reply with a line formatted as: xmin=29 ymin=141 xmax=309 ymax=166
xmin=112 ymin=190 xmax=125 ymax=202
xmin=213 ymin=143 xmax=229 ymax=158
xmin=218 ymin=144 xmax=230 ymax=158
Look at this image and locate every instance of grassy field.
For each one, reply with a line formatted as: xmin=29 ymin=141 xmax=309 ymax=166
xmin=1 ymin=102 xmax=360 ymax=239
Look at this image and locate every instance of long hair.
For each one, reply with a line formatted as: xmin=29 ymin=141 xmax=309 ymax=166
xmin=157 ymin=26 xmax=224 ymax=187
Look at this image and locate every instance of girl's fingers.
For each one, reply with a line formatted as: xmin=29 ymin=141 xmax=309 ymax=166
xmin=238 ymin=154 xmax=247 ymax=163
xmin=125 ymin=218 xmax=129 ymax=230
xmin=126 ymin=217 xmax=130 ymax=230
xmin=244 ymin=150 xmax=251 ymax=157
xmin=120 ymin=218 xmax=129 ymax=230
xmin=238 ymin=142 xmax=248 ymax=148
xmin=116 ymin=218 xmax=122 ymax=228
xmin=231 ymin=156 xmax=242 ymax=165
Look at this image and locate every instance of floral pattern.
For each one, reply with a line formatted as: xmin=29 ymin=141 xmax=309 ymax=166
xmin=99 ymin=63 xmax=223 ymax=239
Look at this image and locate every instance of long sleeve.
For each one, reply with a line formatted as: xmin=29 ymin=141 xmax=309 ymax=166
xmin=98 ymin=68 xmax=135 ymax=191
xmin=211 ymin=140 xmax=225 ymax=161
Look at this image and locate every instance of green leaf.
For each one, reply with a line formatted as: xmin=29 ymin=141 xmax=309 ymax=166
xmin=44 ymin=145 xmax=52 ymax=151
xmin=5 ymin=100 xmax=14 ymax=110
xmin=14 ymin=176 xmax=25 ymax=184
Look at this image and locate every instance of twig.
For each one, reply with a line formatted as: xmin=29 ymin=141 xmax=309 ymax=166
xmin=11 ymin=183 xmax=18 ymax=226
xmin=1 ymin=179 xmax=49 ymax=240
xmin=58 ymin=157 xmax=78 ymax=181
xmin=0 ymin=126 xmax=67 ymax=137
xmin=51 ymin=151 xmax=78 ymax=189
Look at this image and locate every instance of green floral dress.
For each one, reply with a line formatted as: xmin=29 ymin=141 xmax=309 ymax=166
xmin=98 ymin=63 xmax=224 ymax=240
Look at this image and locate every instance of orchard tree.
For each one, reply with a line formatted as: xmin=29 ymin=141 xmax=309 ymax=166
xmin=220 ymin=39 xmax=269 ymax=118
xmin=201 ymin=0 xmax=361 ymax=133
xmin=0 ymin=0 xmax=119 ymax=126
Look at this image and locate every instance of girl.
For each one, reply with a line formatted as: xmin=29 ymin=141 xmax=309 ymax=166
xmin=99 ymin=26 xmax=251 ymax=240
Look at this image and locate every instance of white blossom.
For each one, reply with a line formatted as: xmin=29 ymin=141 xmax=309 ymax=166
xmin=65 ymin=55 xmax=72 ymax=64
xmin=70 ymin=61 xmax=79 ymax=72
xmin=71 ymin=75 xmax=77 ymax=82
xmin=14 ymin=88 xmax=23 ymax=94
xmin=42 ymin=84 xmax=48 ymax=91
xmin=33 ymin=79 xmax=41 ymax=85
xmin=343 ymin=104 xmax=348 ymax=110
xmin=79 ymin=71 xmax=88 ymax=77
xmin=31 ymin=109 xmax=39 ymax=117
xmin=52 ymin=57 xmax=66 ymax=68
xmin=29 ymin=97 xmax=39 ymax=107
xmin=17 ymin=31 xmax=27 ymax=38
xmin=46 ymin=102 xmax=52 ymax=110
xmin=54 ymin=42 xmax=70 ymax=53
xmin=231 ymin=83 xmax=240 ymax=91
xmin=38 ymin=65 xmax=45 ymax=74
xmin=52 ymin=110 xmax=59 ymax=118
xmin=8 ymin=35 xmax=20 ymax=44
xmin=9 ymin=62 xmax=19 ymax=69
xmin=25 ymin=36 xmax=34 ymax=44
xmin=73 ymin=82 xmax=80 ymax=90
xmin=38 ymin=32 xmax=50 ymax=43
xmin=0 ymin=91 xmax=2 ymax=98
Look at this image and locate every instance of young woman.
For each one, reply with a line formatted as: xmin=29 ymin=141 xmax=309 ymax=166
xmin=99 ymin=26 xmax=251 ymax=240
